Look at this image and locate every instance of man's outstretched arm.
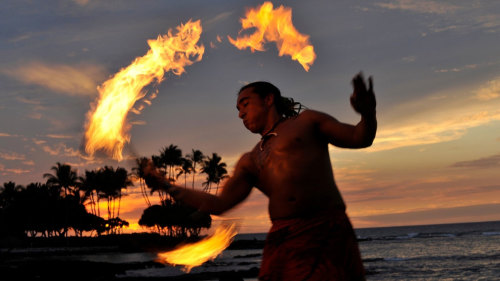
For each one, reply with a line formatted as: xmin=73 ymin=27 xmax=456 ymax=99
xmin=312 ymin=72 xmax=377 ymax=148
xmin=143 ymin=153 xmax=255 ymax=215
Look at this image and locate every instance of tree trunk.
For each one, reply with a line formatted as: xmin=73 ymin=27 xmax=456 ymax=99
xmin=117 ymin=194 xmax=121 ymax=218
xmin=192 ymin=163 xmax=196 ymax=189
xmin=107 ymin=197 xmax=111 ymax=220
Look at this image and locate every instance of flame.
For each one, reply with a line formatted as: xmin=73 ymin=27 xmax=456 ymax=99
xmin=228 ymin=1 xmax=316 ymax=71
xmin=84 ymin=20 xmax=205 ymax=161
xmin=157 ymin=223 xmax=238 ymax=272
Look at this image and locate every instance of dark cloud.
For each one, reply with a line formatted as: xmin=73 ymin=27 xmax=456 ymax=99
xmin=353 ymin=203 xmax=500 ymax=226
xmin=450 ymin=153 xmax=500 ymax=168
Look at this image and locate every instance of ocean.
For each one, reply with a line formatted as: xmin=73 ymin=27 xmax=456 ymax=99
xmin=2 ymin=221 xmax=500 ymax=280
xmin=119 ymin=221 xmax=500 ymax=280
xmin=356 ymin=220 xmax=500 ymax=280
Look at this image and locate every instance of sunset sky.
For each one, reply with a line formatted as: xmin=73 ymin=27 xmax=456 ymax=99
xmin=1 ymin=0 xmax=499 ymax=234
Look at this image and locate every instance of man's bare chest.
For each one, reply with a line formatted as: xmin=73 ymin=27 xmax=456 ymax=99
xmin=252 ymin=125 xmax=309 ymax=172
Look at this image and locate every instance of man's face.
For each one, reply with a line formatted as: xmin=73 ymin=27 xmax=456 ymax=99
xmin=237 ymin=88 xmax=269 ymax=134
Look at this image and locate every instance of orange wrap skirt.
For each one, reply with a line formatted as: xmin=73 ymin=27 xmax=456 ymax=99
xmin=258 ymin=209 xmax=365 ymax=281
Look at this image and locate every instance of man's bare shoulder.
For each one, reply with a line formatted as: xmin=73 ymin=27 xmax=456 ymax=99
xmin=296 ymin=109 xmax=338 ymax=124
xmin=228 ymin=152 xmax=257 ymax=187
xmin=235 ymin=151 xmax=258 ymax=174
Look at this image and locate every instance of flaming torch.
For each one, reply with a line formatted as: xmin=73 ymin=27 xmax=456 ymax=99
xmin=228 ymin=1 xmax=316 ymax=71
xmin=84 ymin=20 xmax=205 ymax=161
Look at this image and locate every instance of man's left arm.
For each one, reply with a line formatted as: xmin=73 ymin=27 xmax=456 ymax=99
xmin=313 ymin=72 xmax=377 ymax=148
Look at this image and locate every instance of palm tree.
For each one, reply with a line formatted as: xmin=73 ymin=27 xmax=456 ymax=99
xmin=95 ymin=166 xmax=112 ymax=219
xmin=159 ymin=145 xmax=183 ymax=182
xmin=214 ymin=160 xmax=229 ymax=195
xmin=43 ymin=163 xmax=79 ymax=237
xmin=132 ymin=157 xmax=152 ymax=207
xmin=81 ymin=170 xmax=99 ymax=216
xmin=201 ymin=153 xmax=228 ymax=194
xmin=187 ymin=149 xmax=205 ymax=189
xmin=95 ymin=166 xmax=131 ymax=221
xmin=113 ymin=167 xmax=132 ymax=219
xmin=0 ymin=181 xmax=23 ymax=208
xmin=43 ymin=162 xmax=79 ymax=197
xmin=176 ymin=157 xmax=193 ymax=188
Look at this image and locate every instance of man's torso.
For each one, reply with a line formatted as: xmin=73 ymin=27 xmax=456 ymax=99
xmin=245 ymin=110 xmax=345 ymax=220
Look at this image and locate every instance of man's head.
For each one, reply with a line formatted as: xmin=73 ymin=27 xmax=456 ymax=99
xmin=238 ymin=81 xmax=282 ymax=115
xmin=238 ymin=81 xmax=302 ymax=116
xmin=236 ymin=81 xmax=303 ymax=134
xmin=236 ymin=82 xmax=278 ymax=134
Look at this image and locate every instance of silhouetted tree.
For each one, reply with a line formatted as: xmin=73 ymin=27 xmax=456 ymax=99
xmin=151 ymin=155 xmax=168 ymax=203
xmin=0 ymin=181 xmax=23 ymax=208
xmin=214 ymin=160 xmax=228 ymax=195
xmin=177 ymin=157 xmax=193 ymax=188
xmin=201 ymin=153 xmax=228 ymax=194
xmin=139 ymin=202 xmax=211 ymax=237
xmin=81 ymin=170 xmax=99 ymax=216
xmin=43 ymin=162 xmax=79 ymax=197
xmin=187 ymin=149 xmax=205 ymax=189
xmin=159 ymin=145 xmax=183 ymax=182
xmin=43 ymin=163 xmax=81 ymax=236
xmin=0 ymin=181 xmax=25 ymax=237
xmin=132 ymin=157 xmax=152 ymax=207
xmin=95 ymin=166 xmax=132 ymax=221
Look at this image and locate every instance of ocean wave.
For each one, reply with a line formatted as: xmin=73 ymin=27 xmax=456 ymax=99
xmin=482 ymin=231 xmax=500 ymax=236
xmin=394 ymin=232 xmax=419 ymax=239
xmin=363 ymin=257 xmax=385 ymax=263
xmin=383 ymin=257 xmax=409 ymax=261
xmin=362 ymin=231 xmax=463 ymax=241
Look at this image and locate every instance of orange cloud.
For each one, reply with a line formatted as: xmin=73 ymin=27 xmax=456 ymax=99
xmin=372 ymin=110 xmax=500 ymax=151
xmin=0 ymin=152 xmax=25 ymax=161
xmin=3 ymin=61 xmax=106 ymax=96
xmin=435 ymin=64 xmax=477 ymax=73
xmin=450 ymin=153 xmax=500 ymax=169
xmin=351 ymin=203 xmax=500 ymax=228
xmin=0 ymin=132 xmax=17 ymax=137
xmin=475 ymin=78 xmax=500 ymax=101
xmin=366 ymin=78 xmax=500 ymax=152
xmin=375 ymin=0 xmax=460 ymax=15
xmin=46 ymin=134 xmax=74 ymax=139
xmin=23 ymin=160 xmax=35 ymax=166
xmin=0 ymin=166 xmax=31 ymax=175
xmin=72 ymin=0 xmax=90 ymax=7
xmin=33 ymin=141 xmax=96 ymax=162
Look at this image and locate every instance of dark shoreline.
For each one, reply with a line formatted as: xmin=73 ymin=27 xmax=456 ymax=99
xmin=1 ymin=232 xmax=266 ymax=251
xmin=1 ymin=233 xmax=263 ymax=281
xmin=0 ymin=258 xmax=259 ymax=281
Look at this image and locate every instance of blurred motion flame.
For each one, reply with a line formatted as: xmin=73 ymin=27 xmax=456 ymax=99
xmin=157 ymin=223 xmax=238 ymax=272
xmin=84 ymin=20 xmax=204 ymax=161
xmin=228 ymin=1 xmax=316 ymax=71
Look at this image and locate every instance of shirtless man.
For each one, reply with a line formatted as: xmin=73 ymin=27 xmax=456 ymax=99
xmin=144 ymin=73 xmax=376 ymax=280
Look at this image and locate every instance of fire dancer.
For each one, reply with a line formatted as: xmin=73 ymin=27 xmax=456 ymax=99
xmin=144 ymin=72 xmax=376 ymax=280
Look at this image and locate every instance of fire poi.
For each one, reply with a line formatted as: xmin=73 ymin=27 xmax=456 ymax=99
xmin=82 ymin=1 xmax=316 ymax=273
xmin=228 ymin=1 xmax=316 ymax=72
xmin=84 ymin=20 xmax=204 ymax=161
xmin=157 ymin=223 xmax=238 ymax=272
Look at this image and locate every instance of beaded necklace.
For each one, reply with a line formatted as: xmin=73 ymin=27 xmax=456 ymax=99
xmin=259 ymin=117 xmax=285 ymax=151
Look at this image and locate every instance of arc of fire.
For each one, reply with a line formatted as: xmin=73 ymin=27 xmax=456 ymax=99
xmin=84 ymin=20 xmax=205 ymax=161
xmin=228 ymin=1 xmax=316 ymax=72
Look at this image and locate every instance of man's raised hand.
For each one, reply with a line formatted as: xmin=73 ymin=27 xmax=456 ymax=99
xmin=350 ymin=72 xmax=376 ymax=117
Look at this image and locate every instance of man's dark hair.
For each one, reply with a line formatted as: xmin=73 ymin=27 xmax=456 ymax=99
xmin=238 ymin=81 xmax=304 ymax=118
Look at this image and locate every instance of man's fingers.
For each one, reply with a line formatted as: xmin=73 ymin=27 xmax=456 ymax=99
xmin=350 ymin=95 xmax=358 ymax=111
xmin=352 ymin=72 xmax=367 ymax=94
